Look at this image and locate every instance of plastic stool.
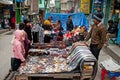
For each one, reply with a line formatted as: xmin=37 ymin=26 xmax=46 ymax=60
xmin=101 ymin=68 xmax=116 ymax=80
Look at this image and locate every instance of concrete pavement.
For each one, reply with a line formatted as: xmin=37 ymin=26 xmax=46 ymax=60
xmin=0 ymin=31 xmax=13 ymax=80
xmin=0 ymin=29 xmax=9 ymax=34
xmin=0 ymin=29 xmax=14 ymax=40
xmin=104 ymin=45 xmax=120 ymax=64
xmin=94 ymin=44 xmax=120 ymax=80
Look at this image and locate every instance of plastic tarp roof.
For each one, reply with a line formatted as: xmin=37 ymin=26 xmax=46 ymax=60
xmin=45 ymin=13 xmax=89 ymax=31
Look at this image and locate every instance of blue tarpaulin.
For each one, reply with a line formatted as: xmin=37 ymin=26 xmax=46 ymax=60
xmin=45 ymin=13 xmax=89 ymax=31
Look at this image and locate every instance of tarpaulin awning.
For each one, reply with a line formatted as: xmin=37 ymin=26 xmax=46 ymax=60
xmin=45 ymin=13 xmax=89 ymax=31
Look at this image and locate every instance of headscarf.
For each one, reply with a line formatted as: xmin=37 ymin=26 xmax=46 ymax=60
xmin=14 ymin=30 xmax=24 ymax=42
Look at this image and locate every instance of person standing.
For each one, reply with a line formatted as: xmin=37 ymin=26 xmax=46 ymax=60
xmin=24 ymin=20 xmax=32 ymax=42
xmin=32 ymin=23 xmax=44 ymax=43
xmin=54 ymin=20 xmax=64 ymax=41
xmin=85 ymin=13 xmax=107 ymax=60
xmin=19 ymin=23 xmax=30 ymax=58
xmin=1 ymin=19 xmax=5 ymax=29
xmin=43 ymin=16 xmax=53 ymax=43
xmin=21 ymin=14 xmax=25 ymax=23
xmin=95 ymin=6 xmax=104 ymax=18
xmin=12 ymin=30 xmax=25 ymax=71
xmin=54 ymin=20 xmax=63 ymax=31
xmin=66 ymin=15 xmax=74 ymax=31
xmin=43 ymin=16 xmax=53 ymax=30
xmin=11 ymin=16 xmax=16 ymax=29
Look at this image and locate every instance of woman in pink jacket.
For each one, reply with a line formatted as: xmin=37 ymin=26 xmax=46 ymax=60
xmin=13 ymin=30 xmax=25 ymax=71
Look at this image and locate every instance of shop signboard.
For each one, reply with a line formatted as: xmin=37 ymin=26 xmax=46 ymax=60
xmin=80 ymin=0 xmax=90 ymax=14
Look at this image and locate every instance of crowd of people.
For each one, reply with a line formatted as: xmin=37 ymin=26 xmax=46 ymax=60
xmin=11 ymin=15 xmax=85 ymax=71
xmin=11 ymin=9 xmax=119 ymax=71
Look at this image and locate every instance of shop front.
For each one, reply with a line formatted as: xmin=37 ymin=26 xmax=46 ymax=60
xmin=0 ymin=4 xmax=10 ymax=29
xmin=102 ymin=0 xmax=120 ymax=44
xmin=91 ymin=0 xmax=119 ymax=28
xmin=0 ymin=1 xmax=13 ymax=29
xmin=114 ymin=0 xmax=120 ymax=44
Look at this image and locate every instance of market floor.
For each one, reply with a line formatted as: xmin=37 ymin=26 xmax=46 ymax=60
xmin=94 ymin=48 xmax=120 ymax=80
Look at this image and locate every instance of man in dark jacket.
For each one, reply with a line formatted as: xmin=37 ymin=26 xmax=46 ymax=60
xmin=108 ymin=20 xmax=118 ymax=34
xmin=66 ymin=15 xmax=74 ymax=31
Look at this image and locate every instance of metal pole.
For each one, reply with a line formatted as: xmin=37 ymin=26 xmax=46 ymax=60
xmin=91 ymin=0 xmax=95 ymax=14
xmin=103 ymin=0 xmax=112 ymax=27
xmin=44 ymin=0 xmax=48 ymax=14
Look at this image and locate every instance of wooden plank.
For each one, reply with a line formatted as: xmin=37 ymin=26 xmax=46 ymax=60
xmin=80 ymin=75 xmax=91 ymax=80
xmin=16 ymin=76 xmax=28 ymax=80
xmin=15 ymin=73 xmax=81 ymax=79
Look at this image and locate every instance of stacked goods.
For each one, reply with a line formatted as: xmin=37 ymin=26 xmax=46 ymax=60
xmin=19 ymin=55 xmax=71 ymax=74
xmin=28 ymin=48 xmax=68 ymax=57
xmin=66 ymin=44 xmax=97 ymax=79
xmin=64 ymin=26 xmax=87 ymax=45
xmin=18 ymin=42 xmax=97 ymax=80
xmin=31 ymin=41 xmax=66 ymax=49
xmin=71 ymin=26 xmax=86 ymax=37
xmin=19 ymin=48 xmax=70 ymax=74
xmin=82 ymin=62 xmax=94 ymax=76
xmin=28 ymin=49 xmax=49 ymax=56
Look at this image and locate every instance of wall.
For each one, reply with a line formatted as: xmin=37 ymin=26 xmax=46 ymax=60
xmin=60 ymin=0 xmax=74 ymax=13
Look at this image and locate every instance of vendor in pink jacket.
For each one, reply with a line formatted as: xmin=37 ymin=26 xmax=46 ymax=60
xmin=13 ymin=29 xmax=25 ymax=71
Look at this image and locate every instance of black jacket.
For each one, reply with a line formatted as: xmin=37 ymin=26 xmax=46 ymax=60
xmin=66 ymin=19 xmax=74 ymax=31
xmin=108 ymin=24 xmax=118 ymax=34
xmin=24 ymin=26 xmax=32 ymax=41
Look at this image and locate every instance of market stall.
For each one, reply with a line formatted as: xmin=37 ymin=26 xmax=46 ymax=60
xmin=6 ymin=13 xmax=96 ymax=80
xmin=13 ymin=42 xmax=97 ymax=80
